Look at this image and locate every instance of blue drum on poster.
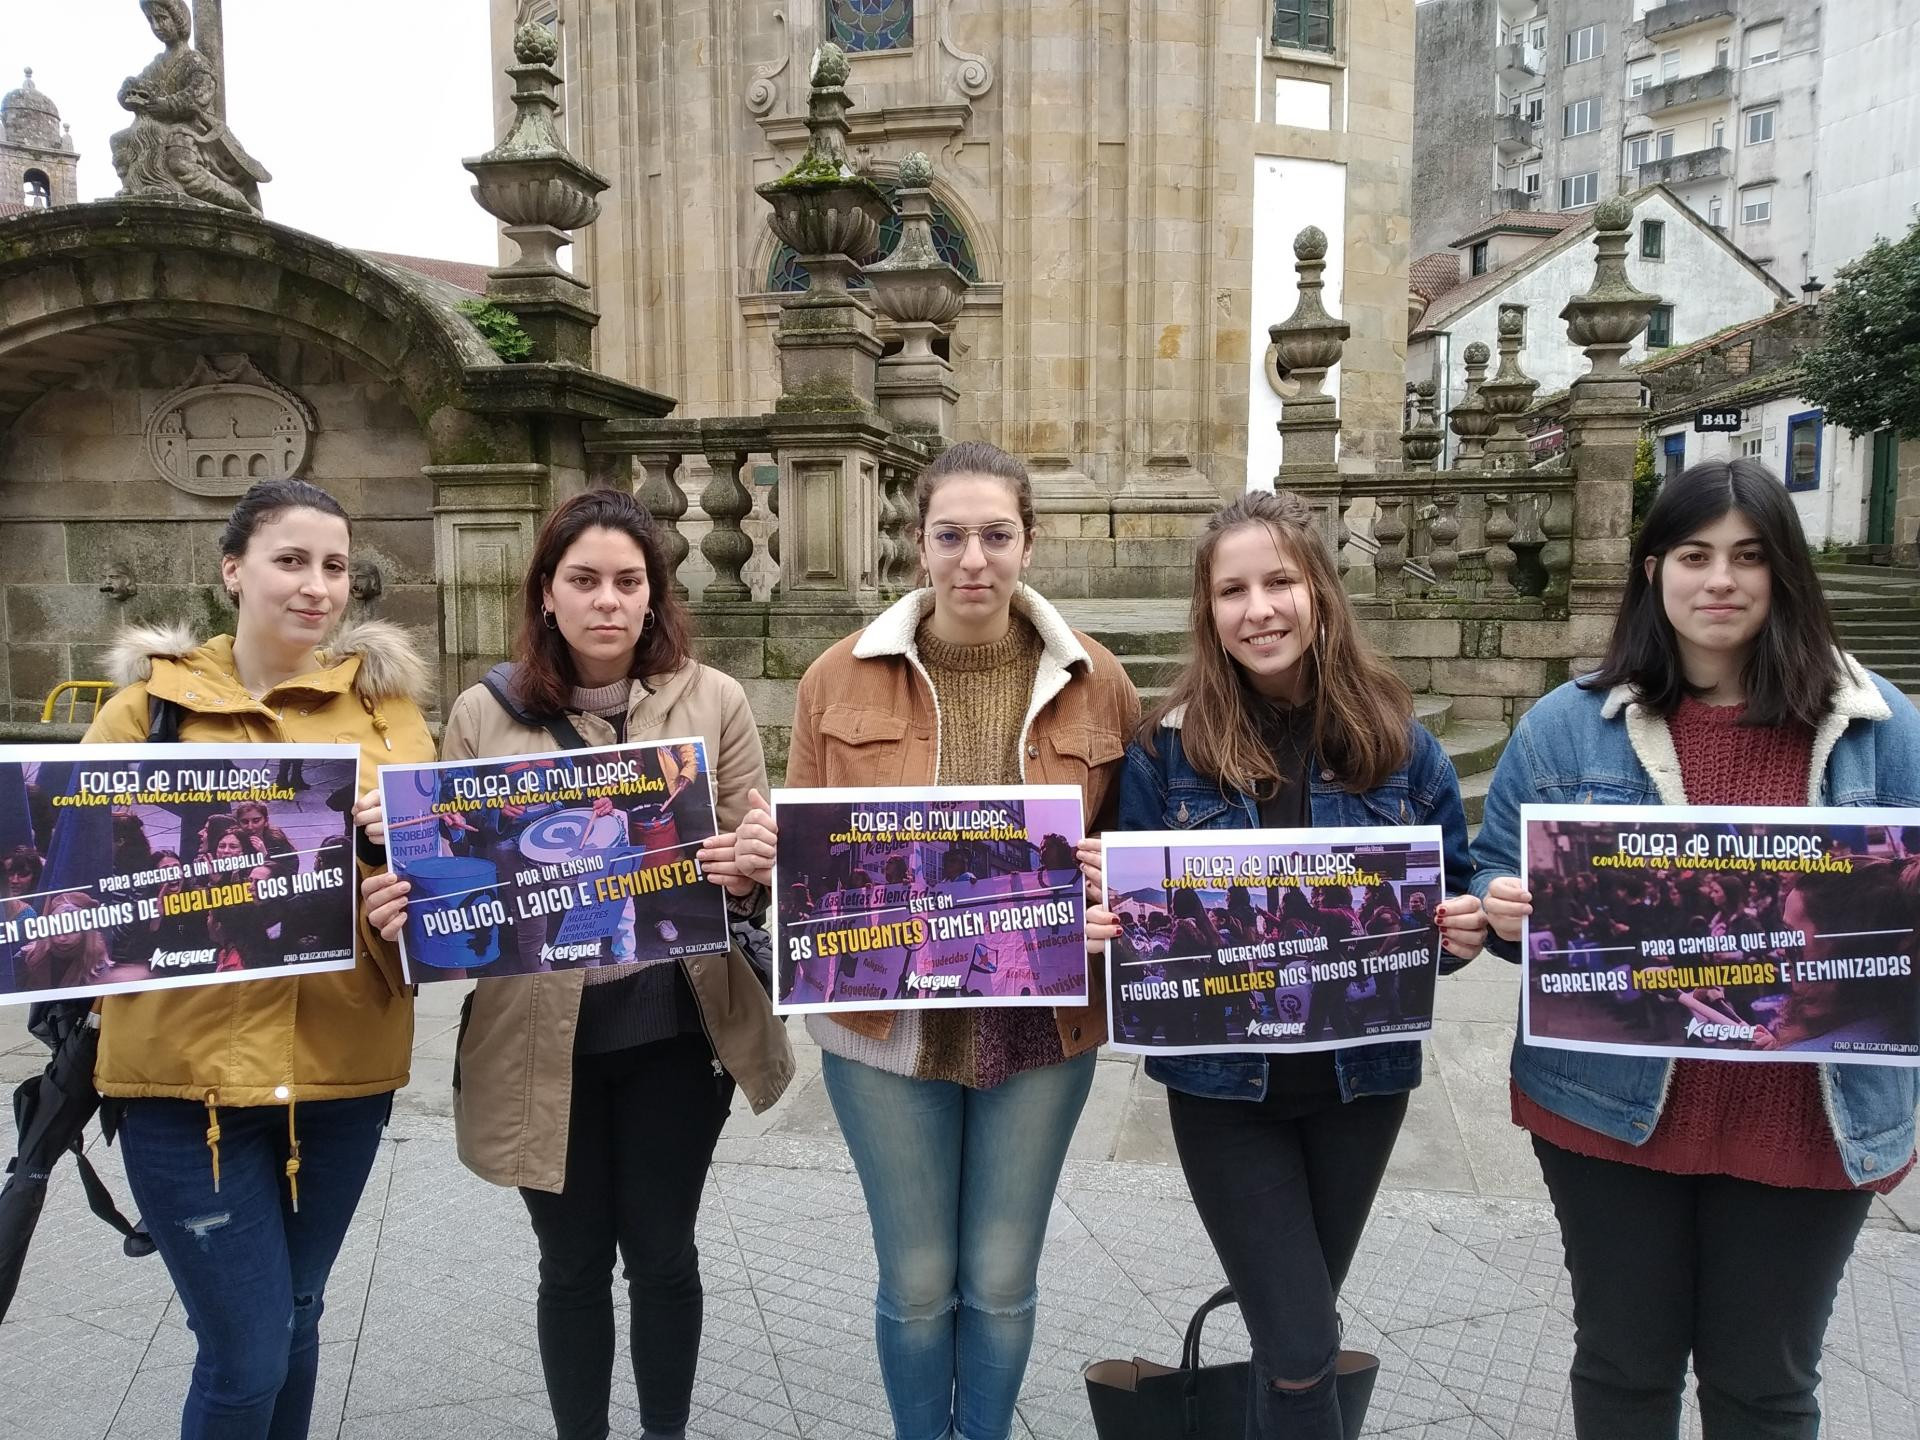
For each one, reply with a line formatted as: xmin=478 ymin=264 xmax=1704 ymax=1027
xmin=402 ymin=855 xmax=502 ymax=969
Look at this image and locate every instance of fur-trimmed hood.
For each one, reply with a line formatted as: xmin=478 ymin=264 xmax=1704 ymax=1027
xmin=105 ymin=620 xmax=433 ymax=707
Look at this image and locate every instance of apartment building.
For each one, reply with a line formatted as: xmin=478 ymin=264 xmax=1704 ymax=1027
xmin=1414 ymin=0 xmax=1823 ymax=284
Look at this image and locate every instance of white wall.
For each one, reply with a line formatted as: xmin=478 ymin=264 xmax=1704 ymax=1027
xmin=1424 ymin=191 xmax=1783 ymax=444
xmin=1247 ymin=155 xmax=1347 ymax=490
xmin=1811 ymin=0 xmax=1920 ymax=279
xmin=1655 ymin=396 xmax=1874 ymax=545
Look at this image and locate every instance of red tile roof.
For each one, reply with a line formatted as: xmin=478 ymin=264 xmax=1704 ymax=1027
xmin=1450 ymin=209 xmax=1586 ymax=248
xmin=1410 ymin=250 xmax=1462 ymax=302
xmin=364 ymin=250 xmax=491 ymax=294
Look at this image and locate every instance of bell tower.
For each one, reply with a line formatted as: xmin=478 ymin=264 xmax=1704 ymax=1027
xmin=1 ymin=69 xmax=79 ymax=210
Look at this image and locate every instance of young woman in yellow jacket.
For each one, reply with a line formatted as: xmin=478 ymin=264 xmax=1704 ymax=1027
xmin=83 ymin=478 xmax=434 ymax=1440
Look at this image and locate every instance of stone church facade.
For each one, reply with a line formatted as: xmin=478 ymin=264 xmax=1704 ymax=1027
xmin=494 ymin=0 xmax=1417 ymax=509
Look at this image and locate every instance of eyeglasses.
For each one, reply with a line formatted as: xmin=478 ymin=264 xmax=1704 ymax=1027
xmin=925 ymin=523 xmax=1025 ymax=558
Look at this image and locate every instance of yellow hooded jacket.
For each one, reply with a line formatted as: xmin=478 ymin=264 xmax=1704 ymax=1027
xmin=82 ymin=620 xmax=436 ymax=1109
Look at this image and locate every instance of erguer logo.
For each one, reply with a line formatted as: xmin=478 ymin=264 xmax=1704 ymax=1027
xmin=148 ymin=947 xmax=218 ymax=971
xmin=540 ymin=942 xmax=601 ymax=964
xmin=1685 ymin=1015 xmax=1756 ymax=1043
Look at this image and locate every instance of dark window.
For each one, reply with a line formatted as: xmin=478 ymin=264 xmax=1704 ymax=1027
xmin=1663 ymin=432 xmax=1687 ymax=480
xmin=1470 ymin=240 xmax=1490 ymax=277
xmin=827 ymin=0 xmax=914 ymax=52
xmin=1273 ymin=0 xmax=1334 ymax=52
xmin=1786 ymin=409 xmax=1822 ymax=491
xmin=22 ymin=169 xmax=50 ymax=208
xmin=1646 ymin=304 xmax=1673 ymax=347
xmin=1641 ymin=219 xmax=1665 ymax=260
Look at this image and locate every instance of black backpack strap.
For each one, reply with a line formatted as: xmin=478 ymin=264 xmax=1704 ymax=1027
xmin=480 ymin=662 xmax=591 ymax=751
xmin=145 ymin=695 xmax=182 ymax=744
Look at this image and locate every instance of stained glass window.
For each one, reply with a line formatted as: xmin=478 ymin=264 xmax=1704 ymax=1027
xmin=767 ymin=185 xmax=979 ymax=292
xmin=827 ymin=0 xmax=914 ymax=53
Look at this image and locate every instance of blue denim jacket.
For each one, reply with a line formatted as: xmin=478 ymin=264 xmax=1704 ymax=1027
xmin=1470 ymin=662 xmax=1920 ymax=1187
xmin=1117 ymin=715 xmax=1477 ymax=1104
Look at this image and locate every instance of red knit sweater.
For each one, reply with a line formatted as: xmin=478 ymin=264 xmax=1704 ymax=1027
xmin=1515 ymin=697 xmax=1914 ymax=1193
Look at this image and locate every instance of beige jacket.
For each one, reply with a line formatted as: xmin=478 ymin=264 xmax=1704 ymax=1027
xmin=444 ymin=660 xmax=795 ymax=1192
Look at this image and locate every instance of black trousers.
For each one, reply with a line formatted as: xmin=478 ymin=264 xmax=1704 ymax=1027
xmin=520 ymin=1032 xmax=734 ymax=1440
xmin=1534 ymin=1136 xmax=1873 ymax=1440
xmin=1168 ymin=1084 xmax=1409 ymax=1440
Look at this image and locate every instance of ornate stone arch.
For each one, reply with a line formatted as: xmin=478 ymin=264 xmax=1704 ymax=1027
xmin=0 ymin=200 xmax=499 ymax=457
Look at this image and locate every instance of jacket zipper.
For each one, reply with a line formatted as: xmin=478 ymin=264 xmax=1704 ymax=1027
xmin=679 ymin=956 xmax=727 ymax=1082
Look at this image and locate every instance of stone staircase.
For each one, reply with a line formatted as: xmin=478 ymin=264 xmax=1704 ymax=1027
xmin=1060 ymin=600 xmax=1511 ymax=825
xmin=1818 ymin=563 xmax=1920 ymax=703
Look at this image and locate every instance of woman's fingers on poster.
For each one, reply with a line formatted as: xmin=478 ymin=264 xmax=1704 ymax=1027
xmin=352 ymin=787 xmax=388 ymax=844
xmin=591 ymin=795 xmax=615 ymax=818
xmin=698 ymin=832 xmax=758 ymax=896
xmin=1437 ymin=892 xmax=1487 ymax=958
xmin=1084 ymin=903 xmax=1121 ymax=954
xmin=1483 ymin=876 xmax=1533 ymax=942
xmin=362 ymin=869 xmax=411 ymax=940
xmin=734 ymin=787 xmax=778 ymax=886
xmin=1075 ymin=838 xmax=1107 ymax=903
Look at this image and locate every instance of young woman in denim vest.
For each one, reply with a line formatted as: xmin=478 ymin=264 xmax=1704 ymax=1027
xmin=1474 ymin=459 xmax=1920 ymax=1439
xmin=1103 ymin=490 xmax=1486 ymax=1440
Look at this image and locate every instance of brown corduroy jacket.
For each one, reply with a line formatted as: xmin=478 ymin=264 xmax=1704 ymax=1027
xmin=786 ymin=585 xmax=1141 ymax=1059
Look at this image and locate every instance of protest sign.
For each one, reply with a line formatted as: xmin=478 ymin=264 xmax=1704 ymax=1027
xmin=0 ymin=743 xmax=359 ymax=1004
xmin=378 ymin=738 xmax=729 ymax=984
xmin=1103 ymin=827 xmax=1445 ymax=1055
xmin=1521 ymin=804 xmax=1920 ymax=1065
xmin=770 ymin=786 xmax=1087 ymax=1013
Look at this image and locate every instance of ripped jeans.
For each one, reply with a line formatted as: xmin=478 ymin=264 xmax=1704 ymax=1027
xmin=117 ymin=1092 xmax=391 ymax=1440
xmin=822 ymin=1050 xmax=1096 ymax=1440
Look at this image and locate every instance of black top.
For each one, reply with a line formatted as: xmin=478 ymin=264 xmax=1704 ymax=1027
xmin=1253 ymin=698 xmax=1341 ymax=1112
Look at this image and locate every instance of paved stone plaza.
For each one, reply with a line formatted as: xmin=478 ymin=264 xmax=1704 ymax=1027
xmin=3 ymin=959 xmax=1916 ymax=1439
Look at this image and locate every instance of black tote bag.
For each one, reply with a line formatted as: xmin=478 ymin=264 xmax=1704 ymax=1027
xmin=1083 ymin=1286 xmax=1379 ymax=1440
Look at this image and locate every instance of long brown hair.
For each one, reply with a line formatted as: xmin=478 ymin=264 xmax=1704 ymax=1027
xmin=1145 ymin=490 xmax=1412 ymax=796
xmin=511 ymin=489 xmax=693 ymax=716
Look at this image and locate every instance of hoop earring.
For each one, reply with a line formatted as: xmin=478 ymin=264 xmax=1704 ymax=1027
xmin=542 ymin=609 xmax=558 ymax=631
xmin=641 ymin=611 xmax=656 ymax=632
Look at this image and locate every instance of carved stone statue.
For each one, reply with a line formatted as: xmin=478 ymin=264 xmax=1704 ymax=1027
xmin=110 ymin=0 xmax=269 ymax=212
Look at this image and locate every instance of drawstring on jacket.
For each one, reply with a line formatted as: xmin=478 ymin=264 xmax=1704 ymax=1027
xmin=203 ymin=1091 xmax=222 ymax=1192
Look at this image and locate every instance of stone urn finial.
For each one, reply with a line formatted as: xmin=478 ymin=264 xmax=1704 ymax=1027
xmin=1269 ymin=225 xmax=1350 ymax=399
xmin=756 ymin=40 xmax=891 ymax=299
xmin=1478 ymin=304 xmax=1541 ymax=469
xmin=1401 ymin=379 xmax=1443 ymax=471
xmin=1561 ymin=197 xmax=1659 ymax=377
xmin=863 ymin=153 xmax=968 ymax=354
xmin=465 ymin=19 xmax=609 ymax=276
xmin=1448 ymin=340 xmax=1498 ymax=468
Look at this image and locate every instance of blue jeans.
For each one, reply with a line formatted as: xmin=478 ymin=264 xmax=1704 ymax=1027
xmin=117 ymin=1093 xmax=391 ymax=1440
xmin=822 ymin=1050 xmax=1097 ymax=1440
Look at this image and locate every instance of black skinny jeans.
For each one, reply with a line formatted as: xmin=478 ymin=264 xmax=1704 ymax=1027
xmin=1534 ymin=1136 xmax=1873 ymax=1440
xmin=1168 ymin=1084 xmax=1409 ymax=1440
xmin=520 ymin=1032 xmax=734 ymax=1440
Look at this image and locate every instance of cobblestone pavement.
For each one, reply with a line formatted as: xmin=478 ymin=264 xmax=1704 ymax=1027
xmin=3 ymin=962 xmax=1916 ymax=1439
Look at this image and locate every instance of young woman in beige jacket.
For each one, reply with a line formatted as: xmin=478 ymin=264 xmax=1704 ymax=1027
xmin=364 ymin=489 xmax=792 ymax=1440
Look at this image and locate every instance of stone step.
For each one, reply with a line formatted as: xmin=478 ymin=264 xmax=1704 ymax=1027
xmin=1438 ymin=719 xmax=1510 ymax=781
xmin=1113 ymin=654 xmax=1186 ymax=690
xmin=1832 ymin=619 xmax=1920 ymax=638
xmin=1457 ymin=766 xmax=1495 ymax=829
xmin=1415 ymin=694 xmax=1455 ymax=736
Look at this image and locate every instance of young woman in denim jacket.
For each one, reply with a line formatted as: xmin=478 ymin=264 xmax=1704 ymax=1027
xmin=1101 ymin=491 xmax=1486 ymax=1440
xmin=1474 ymin=459 xmax=1920 ymax=1440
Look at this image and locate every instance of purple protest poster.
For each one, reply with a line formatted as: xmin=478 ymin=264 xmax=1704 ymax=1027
xmin=770 ymin=786 xmax=1087 ymax=1013
xmin=379 ymin=739 xmax=729 ymax=984
xmin=0 ymin=743 xmax=360 ymax=1005
xmin=1522 ymin=804 xmax=1920 ymax=1065
xmin=1103 ymin=828 xmax=1445 ymax=1055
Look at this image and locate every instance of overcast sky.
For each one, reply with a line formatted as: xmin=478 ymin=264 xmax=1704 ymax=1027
xmin=9 ymin=0 xmax=499 ymax=262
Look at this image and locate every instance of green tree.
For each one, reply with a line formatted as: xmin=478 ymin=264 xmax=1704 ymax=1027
xmin=1631 ymin=435 xmax=1657 ymax=539
xmin=1798 ymin=218 xmax=1920 ymax=439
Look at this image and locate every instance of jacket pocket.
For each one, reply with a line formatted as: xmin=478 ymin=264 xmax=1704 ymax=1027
xmin=1044 ymin=723 xmax=1126 ymax=792
xmin=816 ymin=704 xmax=911 ymax=786
xmin=1163 ymin=786 xmax=1238 ymax=829
xmin=450 ymin=989 xmax=475 ymax=1094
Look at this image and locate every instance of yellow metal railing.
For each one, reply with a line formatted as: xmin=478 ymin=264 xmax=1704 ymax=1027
xmin=40 ymin=680 xmax=114 ymax=724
